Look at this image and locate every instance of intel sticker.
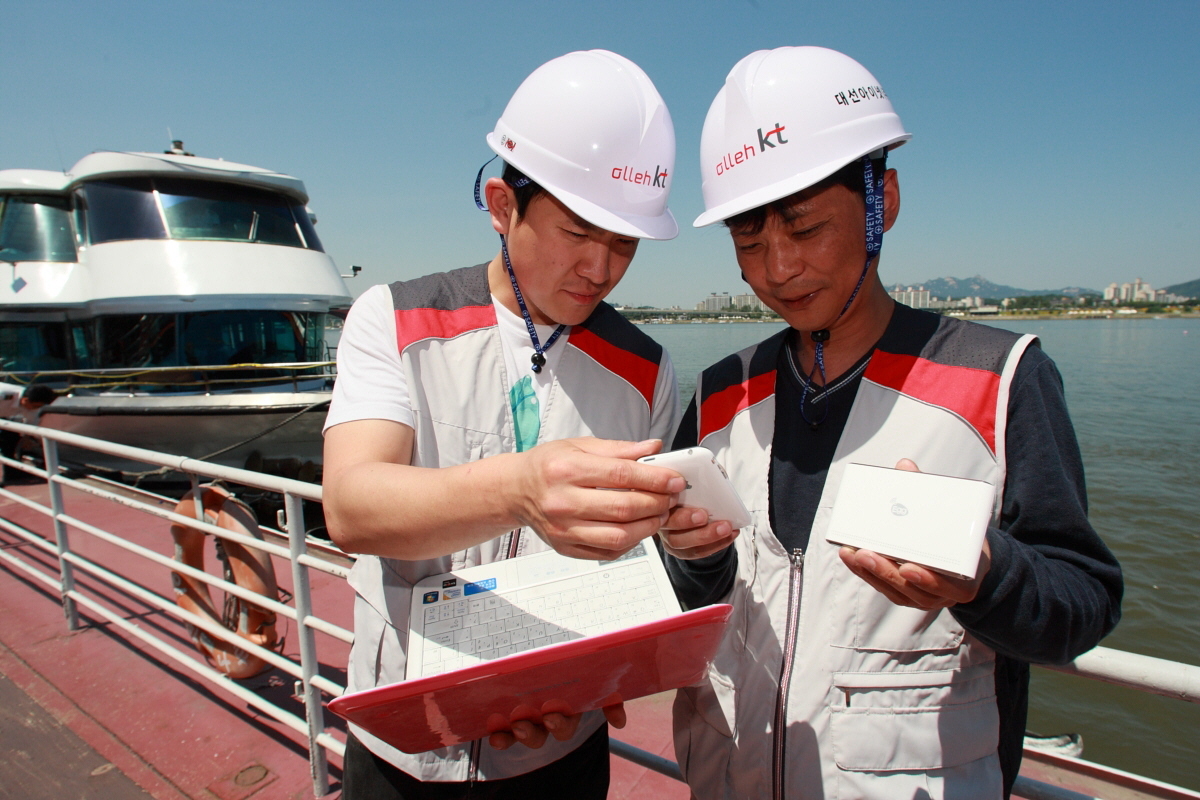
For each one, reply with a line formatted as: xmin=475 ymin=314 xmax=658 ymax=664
xmin=464 ymin=578 xmax=497 ymax=595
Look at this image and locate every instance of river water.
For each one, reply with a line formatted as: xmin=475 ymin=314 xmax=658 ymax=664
xmin=648 ymin=317 xmax=1200 ymax=790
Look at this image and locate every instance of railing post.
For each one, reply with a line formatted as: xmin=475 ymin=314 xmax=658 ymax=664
xmin=284 ymin=490 xmax=331 ymax=797
xmin=41 ymin=437 xmax=79 ymax=630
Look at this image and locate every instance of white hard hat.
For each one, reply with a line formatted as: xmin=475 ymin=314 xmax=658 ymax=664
xmin=694 ymin=46 xmax=910 ymax=228
xmin=488 ymin=50 xmax=678 ymax=241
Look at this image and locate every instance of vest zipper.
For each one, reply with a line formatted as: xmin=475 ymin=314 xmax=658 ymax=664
xmin=506 ymin=529 xmax=522 ymax=559
xmin=772 ymin=548 xmax=805 ymax=800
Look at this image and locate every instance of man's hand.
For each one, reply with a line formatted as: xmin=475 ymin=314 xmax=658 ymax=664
xmin=837 ymin=458 xmax=991 ymax=609
xmin=488 ymin=702 xmax=627 ymax=750
xmin=515 ymin=438 xmax=687 ymax=560
xmin=657 ymin=505 xmax=738 ymax=560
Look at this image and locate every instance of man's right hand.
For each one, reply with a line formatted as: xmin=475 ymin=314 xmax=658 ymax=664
xmin=514 ymin=437 xmax=687 ymax=561
xmin=325 ymin=426 xmax=686 ymax=562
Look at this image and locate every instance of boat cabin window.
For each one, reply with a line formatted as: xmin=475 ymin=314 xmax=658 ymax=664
xmin=0 ymin=195 xmax=77 ymax=263
xmin=79 ymin=310 xmax=327 ymax=367
xmin=79 ymin=178 xmax=324 ymax=252
xmin=2 ymin=311 xmax=331 ymax=391
xmin=178 ymin=310 xmax=327 ymax=366
xmin=0 ymin=321 xmax=70 ymax=373
xmin=94 ymin=315 xmax=178 ymax=368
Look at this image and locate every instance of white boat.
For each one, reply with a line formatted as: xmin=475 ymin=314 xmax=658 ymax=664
xmin=0 ymin=145 xmax=351 ymax=479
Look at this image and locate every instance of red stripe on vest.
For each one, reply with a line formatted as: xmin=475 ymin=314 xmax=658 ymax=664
xmin=394 ymin=305 xmax=495 ymax=351
xmin=698 ymin=370 xmax=777 ymax=443
xmin=864 ymin=352 xmax=999 ymax=453
xmin=569 ymin=326 xmax=658 ymax=409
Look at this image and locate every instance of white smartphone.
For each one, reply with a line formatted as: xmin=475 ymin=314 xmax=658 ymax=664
xmin=638 ymin=447 xmax=752 ymax=529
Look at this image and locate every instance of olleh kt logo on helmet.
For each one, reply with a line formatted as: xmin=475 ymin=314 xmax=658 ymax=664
xmin=714 ymin=124 xmax=788 ymax=177
xmin=612 ymin=164 xmax=669 ymax=188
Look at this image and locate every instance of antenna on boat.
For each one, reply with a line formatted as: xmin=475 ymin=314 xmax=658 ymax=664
xmin=341 ymin=266 xmax=363 ymax=279
xmin=164 ymin=133 xmax=194 ymax=157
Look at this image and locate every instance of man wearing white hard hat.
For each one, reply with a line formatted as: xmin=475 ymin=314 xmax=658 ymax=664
xmin=659 ymin=46 xmax=1122 ymax=798
xmin=323 ymin=50 xmax=683 ymax=798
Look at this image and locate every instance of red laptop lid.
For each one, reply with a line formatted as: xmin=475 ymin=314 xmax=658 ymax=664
xmin=328 ymin=603 xmax=732 ymax=754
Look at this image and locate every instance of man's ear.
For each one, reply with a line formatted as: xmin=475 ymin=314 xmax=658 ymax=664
xmin=882 ymin=168 xmax=900 ymax=233
xmin=484 ymin=177 xmax=516 ymax=236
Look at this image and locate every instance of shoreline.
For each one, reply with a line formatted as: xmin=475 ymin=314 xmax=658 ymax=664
xmin=624 ymin=311 xmax=1200 ymax=324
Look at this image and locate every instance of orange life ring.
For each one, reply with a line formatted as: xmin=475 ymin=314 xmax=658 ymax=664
xmin=170 ymin=485 xmax=280 ymax=679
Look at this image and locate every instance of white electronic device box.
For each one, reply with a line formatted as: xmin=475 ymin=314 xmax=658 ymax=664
xmin=825 ymin=463 xmax=994 ymax=579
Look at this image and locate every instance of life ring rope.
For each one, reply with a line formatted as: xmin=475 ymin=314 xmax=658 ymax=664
xmin=170 ymin=484 xmax=283 ymax=680
xmin=166 ymin=547 xmax=287 ymax=618
xmin=166 ymin=501 xmax=290 ymax=562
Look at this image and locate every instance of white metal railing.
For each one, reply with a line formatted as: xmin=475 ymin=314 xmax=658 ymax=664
xmin=0 ymin=418 xmax=350 ymax=798
xmin=2 ymin=419 xmax=1199 ymax=799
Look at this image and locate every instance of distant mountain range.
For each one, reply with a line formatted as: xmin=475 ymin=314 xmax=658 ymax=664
xmin=1165 ymin=278 xmax=1200 ymax=299
xmin=887 ymin=275 xmax=1200 ymax=300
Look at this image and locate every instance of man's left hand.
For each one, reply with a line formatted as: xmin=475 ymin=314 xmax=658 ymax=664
xmin=488 ymin=702 xmax=626 ymax=751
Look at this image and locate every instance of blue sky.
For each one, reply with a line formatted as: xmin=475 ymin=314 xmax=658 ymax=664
xmin=4 ymin=1 xmax=1197 ymax=308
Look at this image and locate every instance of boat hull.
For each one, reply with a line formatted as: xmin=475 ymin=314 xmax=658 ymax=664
xmin=38 ymin=391 xmax=331 ymax=478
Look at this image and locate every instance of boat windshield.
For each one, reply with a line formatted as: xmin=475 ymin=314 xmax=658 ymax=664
xmin=79 ymin=178 xmax=324 ymax=251
xmin=1 ymin=311 xmax=332 ymax=391
xmin=0 ymin=194 xmax=77 ymax=263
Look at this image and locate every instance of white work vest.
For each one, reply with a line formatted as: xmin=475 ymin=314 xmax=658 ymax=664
xmin=674 ymin=319 xmax=1035 ymax=800
xmin=346 ymin=264 xmax=676 ymax=782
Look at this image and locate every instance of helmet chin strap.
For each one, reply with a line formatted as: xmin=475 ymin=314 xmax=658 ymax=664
xmin=799 ymin=153 xmax=885 ymax=429
xmin=475 ymin=157 xmax=566 ymax=374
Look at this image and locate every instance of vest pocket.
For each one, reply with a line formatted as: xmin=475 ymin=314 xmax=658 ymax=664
xmin=829 ymin=665 xmax=998 ymax=772
xmin=348 ymin=557 xmax=424 ymax=688
xmin=680 ymin=665 xmax=736 ymax=739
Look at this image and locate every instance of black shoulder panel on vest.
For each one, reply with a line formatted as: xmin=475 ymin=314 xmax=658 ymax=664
xmin=389 ymin=263 xmax=491 ymax=312
xmin=924 ymin=317 xmax=1029 ymax=375
xmin=698 ymin=327 xmax=788 ymax=406
xmin=576 ymin=302 xmax=664 ymax=365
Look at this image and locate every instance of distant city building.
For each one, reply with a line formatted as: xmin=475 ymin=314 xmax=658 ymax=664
xmin=696 ymin=292 xmax=733 ymax=312
xmin=889 ymin=285 xmax=932 ymax=308
xmin=693 ymin=292 xmax=770 ymax=312
xmin=732 ymin=293 xmax=768 ymax=312
xmin=887 ymin=285 xmax=969 ymax=310
xmin=1106 ymin=278 xmax=1167 ymax=303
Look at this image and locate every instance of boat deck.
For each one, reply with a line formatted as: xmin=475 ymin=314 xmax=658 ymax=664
xmin=0 ymin=478 xmax=686 ymax=799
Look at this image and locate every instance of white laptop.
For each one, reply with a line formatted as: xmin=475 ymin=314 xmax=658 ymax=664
xmin=328 ymin=540 xmax=731 ymax=753
xmin=825 ymin=463 xmax=995 ymax=579
xmin=406 ymin=540 xmax=682 ymax=678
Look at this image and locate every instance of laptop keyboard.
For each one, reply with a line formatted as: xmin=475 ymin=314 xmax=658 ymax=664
xmin=414 ymin=556 xmax=671 ymax=677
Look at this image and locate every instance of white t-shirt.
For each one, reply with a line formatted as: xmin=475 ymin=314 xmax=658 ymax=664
xmin=324 ymin=283 xmax=575 ymax=446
